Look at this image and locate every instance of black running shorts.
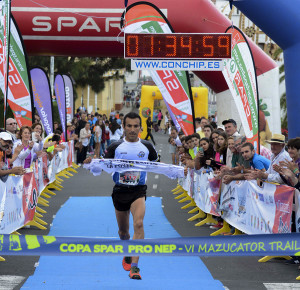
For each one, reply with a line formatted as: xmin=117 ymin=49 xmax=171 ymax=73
xmin=112 ymin=184 xmax=147 ymax=211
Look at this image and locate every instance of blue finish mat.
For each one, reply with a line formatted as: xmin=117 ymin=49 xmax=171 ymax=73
xmin=22 ymin=197 xmax=223 ymax=289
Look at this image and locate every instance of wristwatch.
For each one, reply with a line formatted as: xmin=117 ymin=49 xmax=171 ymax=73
xmin=296 ymin=172 xmax=300 ymax=179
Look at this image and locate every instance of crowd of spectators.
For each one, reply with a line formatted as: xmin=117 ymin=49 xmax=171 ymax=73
xmin=168 ymin=116 xmax=300 ymax=235
xmin=0 ymin=114 xmax=66 ymax=181
xmin=72 ymin=108 xmax=124 ymax=165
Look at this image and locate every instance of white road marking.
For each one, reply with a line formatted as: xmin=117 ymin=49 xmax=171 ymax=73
xmin=155 ymin=175 xmax=159 ymax=179
xmin=52 ymin=215 xmax=56 ymax=219
xmin=0 ymin=276 xmax=26 ymax=290
xmin=264 ymin=283 xmax=300 ymax=289
xmin=153 ymin=184 xmax=158 ymax=189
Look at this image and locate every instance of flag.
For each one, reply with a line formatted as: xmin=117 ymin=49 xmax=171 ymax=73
xmin=54 ymin=74 xmax=66 ymax=141
xmin=0 ymin=15 xmax=33 ymax=127
xmin=222 ymin=26 xmax=259 ymax=152
xmin=62 ymin=74 xmax=74 ymax=124
xmin=30 ymin=67 xmax=54 ymax=135
xmin=0 ymin=0 xmax=10 ymax=121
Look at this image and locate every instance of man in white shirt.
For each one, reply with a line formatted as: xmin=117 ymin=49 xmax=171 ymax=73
xmin=246 ymin=134 xmax=291 ymax=184
xmin=222 ymin=119 xmax=241 ymax=137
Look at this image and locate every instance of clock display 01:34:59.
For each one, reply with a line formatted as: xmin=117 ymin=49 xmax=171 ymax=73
xmin=125 ymin=33 xmax=232 ymax=59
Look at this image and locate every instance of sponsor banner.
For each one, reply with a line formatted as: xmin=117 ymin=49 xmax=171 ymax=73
xmin=0 ymin=141 xmax=73 ymax=234
xmin=122 ymin=2 xmax=195 ymax=135
xmin=131 ymin=59 xmax=224 ymax=71
xmin=54 ymin=74 xmax=66 ymax=141
xmin=84 ymin=159 xmax=184 ymax=179
xmin=2 ymin=233 xmax=300 ymax=257
xmin=194 ymin=170 xmax=221 ymax=217
xmin=222 ymin=26 xmax=259 ymax=152
xmin=220 ymin=180 xmax=294 ymax=234
xmin=0 ymin=0 xmax=10 ymax=118
xmin=294 ymin=190 xmax=300 ymax=233
xmin=0 ymin=172 xmax=38 ymax=234
xmin=62 ymin=74 xmax=74 ymax=123
xmin=30 ymin=68 xmax=54 ymax=135
xmin=0 ymin=16 xmax=33 ymax=127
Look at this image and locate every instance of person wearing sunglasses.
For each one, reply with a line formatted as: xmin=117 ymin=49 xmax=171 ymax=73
xmin=5 ymin=118 xmax=18 ymax=142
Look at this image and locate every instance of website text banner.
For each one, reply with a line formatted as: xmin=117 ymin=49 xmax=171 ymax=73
xmin=131 ymin=60 xmax=224 ymax=71
xmin=122 ymin=2 xmax=195 ymax=135
xmin=54 ymin=74 xmax=66 ymax=141
xmin=0 ymin=0 xmax=10 ymax=118
xmin=84 ymin=159 xmax=184 ymax=179
xmin=194 ymin=170 xmax=221 ymax=216
xmin=0 ymin=16 xmax=33 ymax=127
xmin=220 ymin=180 xmax=294 ymax=234
xmin=31 ymin=68 xmax=53 ymax=135
xmin=222 ymin=26 xmax=259 ymax=152
xmin=62 ymin=75 xmax=74 ymax=123
xmin=2 ymin=233 xmax=300 ymax=257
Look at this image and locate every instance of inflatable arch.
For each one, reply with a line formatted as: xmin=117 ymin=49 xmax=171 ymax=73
xmin=12 ymin=0 xmax=284 ymax=136
xmin=139 ymin=85 xmax=208 ymax=139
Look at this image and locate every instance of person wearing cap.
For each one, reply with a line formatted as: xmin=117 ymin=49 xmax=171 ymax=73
xmin=0 ymin=132 xmax=25 ymax=180
xmin=5 ymin=118 xmax=18 ymax=143
xmin=245 ymin=133 xmax=291 ymax=183
xmin=222 ymin=119 xmax=240 ymax=137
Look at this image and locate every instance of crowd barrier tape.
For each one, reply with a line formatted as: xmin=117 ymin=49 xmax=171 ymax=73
xmin=181 ymin=169 xmax=296 ymax=235
xmin=1 ymin=233 xmax=300 ymax=257
xmin=0 ymin=141 xmax=76 ymax=234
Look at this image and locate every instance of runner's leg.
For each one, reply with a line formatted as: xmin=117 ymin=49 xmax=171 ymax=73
xmin=130 ymin=197 xmax=146 ymax=264
xmin=115 ymin=209 xmax=130 ymax=240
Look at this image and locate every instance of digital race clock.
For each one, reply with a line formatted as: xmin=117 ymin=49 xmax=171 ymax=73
xmin=124 ymin=33 xmax=231 ymax=59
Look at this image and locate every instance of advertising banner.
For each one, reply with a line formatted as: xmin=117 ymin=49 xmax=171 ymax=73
xmin=31 ymin=67 xmax=54 ymax=135
xmin=222 ymin=26 xmax=259 ymax=152
xmin=0 ymin=141 xmax=73 ymax=234
xmin=0 ymin=0 xmax=10 ymax=119
xmin=194 ymin=170 xmax=221 ymax=217
xmin=220 ymin=180 xmax=294 ymax=234
xmin=0 ymin=16 xmax=33 ymax=127
xmin=54 ymin=74 xmax=66 ymax=141
xmin=2 ymin=233 xmax=300 ymax=257
xmin=122 ymin=2 xmax=195 ymax=135
xmin=0 ymin=172 xmax=38 ymax=234
xmin=62 ymin=74 xmax=74 ymax=124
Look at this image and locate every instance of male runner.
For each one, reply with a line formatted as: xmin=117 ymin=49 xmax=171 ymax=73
xmin=85 ymin=112 xmax=158 ymax=279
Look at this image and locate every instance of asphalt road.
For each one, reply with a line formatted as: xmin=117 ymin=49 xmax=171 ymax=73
xmin=1 ymin=131 xmax=300 ymax=290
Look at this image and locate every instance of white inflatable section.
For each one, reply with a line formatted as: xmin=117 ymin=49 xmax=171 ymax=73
xmin=217 ymin=67 xmax=280 ymax=136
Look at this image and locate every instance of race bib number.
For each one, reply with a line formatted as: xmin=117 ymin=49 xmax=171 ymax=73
xmin=119 ymin=171 xmax=140 ymax=186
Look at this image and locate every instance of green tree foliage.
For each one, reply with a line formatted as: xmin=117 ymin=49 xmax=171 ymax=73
xmin=27 ymin=56 xmax=131 ymax=95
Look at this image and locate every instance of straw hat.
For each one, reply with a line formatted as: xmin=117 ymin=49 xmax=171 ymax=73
xmin=266 ymin=133 xmax=285 ymax=144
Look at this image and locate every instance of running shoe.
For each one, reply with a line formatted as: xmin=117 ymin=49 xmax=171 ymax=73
xmin=122 ymin=256 xmax=132 ymax=271
xmin=129 ymin=266 xmax=142 ymax=280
